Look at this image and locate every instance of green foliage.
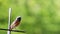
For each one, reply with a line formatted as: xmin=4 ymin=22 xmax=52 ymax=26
xmin=0 ymin=0 xmax=60 ymax=34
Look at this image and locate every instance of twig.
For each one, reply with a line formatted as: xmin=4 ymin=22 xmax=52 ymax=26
xmin=7 ymin=8 xmax=12 ymax=34
xmin=0 ymin=28 xmax=25 ymax=33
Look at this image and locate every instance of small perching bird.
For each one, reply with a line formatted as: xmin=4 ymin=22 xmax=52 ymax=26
xmin=10 ymin=16 xmax=21 ymax=30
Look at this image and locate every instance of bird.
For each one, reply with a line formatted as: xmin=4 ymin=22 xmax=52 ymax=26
xmin=9 ymin=16 xmax=21 ymax=30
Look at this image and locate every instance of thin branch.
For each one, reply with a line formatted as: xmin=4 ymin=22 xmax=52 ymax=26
xmin=0 ymin=28 xmax=26 ymax=33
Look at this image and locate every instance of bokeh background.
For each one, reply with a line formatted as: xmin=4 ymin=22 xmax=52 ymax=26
xmin=0 ymin=0 xmax=60 ymax=34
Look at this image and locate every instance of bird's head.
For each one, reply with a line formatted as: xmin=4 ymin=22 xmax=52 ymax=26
xmin=16 ymin=16 xmax=21 ymax=22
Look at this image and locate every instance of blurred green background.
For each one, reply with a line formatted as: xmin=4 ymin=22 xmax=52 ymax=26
xmin=0 ymin=0 xmax=60 ymax=34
